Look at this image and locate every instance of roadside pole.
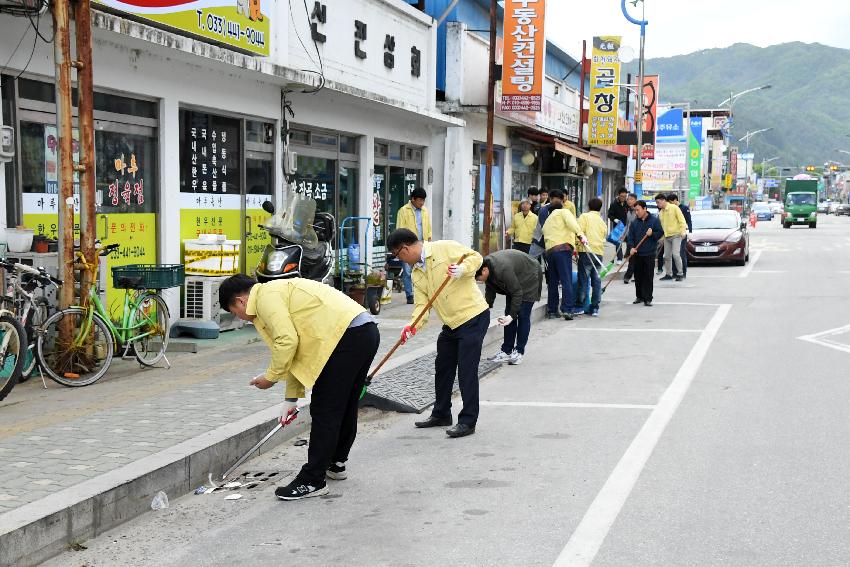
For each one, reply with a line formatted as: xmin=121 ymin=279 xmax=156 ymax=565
xmin=621 ymin=0 xmax=648 ymax=197
xmin=482 ymin=0 xmax=497 ymax=256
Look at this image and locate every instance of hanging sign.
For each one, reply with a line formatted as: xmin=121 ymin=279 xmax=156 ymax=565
xmin=500 ymin=0 xmax=546 ymax=112
xmin=587 ymin=36 xmax=621 ymax=146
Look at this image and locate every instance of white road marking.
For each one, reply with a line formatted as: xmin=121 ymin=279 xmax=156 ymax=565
xmin=481 ymin=401 xmax=655 ymax=410
xmin=749 ymin=270 xmax=786 ymax=274
xmin=621 ymin=301 xmax=722 ymax=307
xmin=738 ymin=250 xmax=762 ymax=278
xmin=553 ymin=304 xmax=731 ymax=567
xmin=798 ymin=324 xmax=850 ymax=355
xmin=561 ymin=328 xmax=702 ymax=333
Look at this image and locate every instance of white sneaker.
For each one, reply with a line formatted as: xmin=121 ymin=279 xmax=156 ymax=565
xmin=491 ymin=351 xmax=512 ymax=363
xmin=508 ymin=351 xmax=523 ymax=365
xmin=615 ymin=259 xmax=623 ymax=265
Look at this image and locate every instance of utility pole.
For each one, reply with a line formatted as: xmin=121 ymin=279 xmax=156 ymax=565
xmin=52 ymin=0 xmax=75 ymax=310
xmin=75 ymin=0 xmax=98 ymax=303
xmin=482 ymin=0 xmax=497 ymax=255
xmin=621 ymin=0 xmax=648 ymax=195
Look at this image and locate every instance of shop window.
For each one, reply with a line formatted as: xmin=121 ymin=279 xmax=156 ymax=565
xmin=179 ymin=111 xmax=242 ymax=197
xmin=340 ymin=135 xmax=357 ymax=155
xmin=289 ymin=129 xmax=310 ymax=145
xmin=246 ymin=120 xmax=275 ymax=145
xmin=96 ymin=130 xmax=158 ymax=214
xmin=338 ymin=165 xmax=359 ymax=225
xmin=19 ymin=122 xmax=46 ymax=195
xmin=375 ymin=142 xmax=388 ymax=158
xmin=293 ymin=155 xmax=336 ymax=216
xmin=17 ymin=78 xmax=59 ymax=105
xmin=388 ymin=143 xmax=402 ymax=161
xmin=93 ymin=92 xmax=157 ymax=119
xmin=312 ymin=132 xmax=338 ymax=148
xmin=404 ymin=146 xmax=423 ymax=162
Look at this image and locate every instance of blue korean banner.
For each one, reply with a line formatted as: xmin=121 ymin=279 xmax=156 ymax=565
xmin=657 ymin=108 xmax=686 ymax=142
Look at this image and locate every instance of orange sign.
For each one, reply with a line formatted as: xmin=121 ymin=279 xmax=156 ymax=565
xmin=500 ymin=0 xmax=546 ymax=112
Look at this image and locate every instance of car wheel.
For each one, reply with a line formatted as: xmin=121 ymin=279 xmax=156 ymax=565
xmin=783 ymin=223 xmax=790 ymax=229
xmin=809 ymin=223 xmax=816 ymax=229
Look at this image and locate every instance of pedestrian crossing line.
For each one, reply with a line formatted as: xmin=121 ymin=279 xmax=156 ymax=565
xmin=553 ymin=304 xmax=732 ymax=567
xmin=562 ymin=327 xmax=702 ymax=333
xmin=480 ymin=401 xmax=655 ymax=410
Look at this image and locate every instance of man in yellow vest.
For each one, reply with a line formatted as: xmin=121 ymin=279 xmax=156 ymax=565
xmin=220 ymin=275 xmax=379 ymax=500
xmin=396 ymin=187 xmax=432 ymax=304
xmin=387 ymin=228 xmax=489 ymax=438
xmin=576 ymin=198 xmax=609 ymax=317
xmin=506 ymin=199 xmax=538 ymax=254
xmin=541 ymin=189 xmax=588 ymax=320
xmin=655 ymin=193 xmax=688 ymax=282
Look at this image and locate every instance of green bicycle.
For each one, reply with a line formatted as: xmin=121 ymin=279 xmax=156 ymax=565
xmin=36 ymin=244 xmax=184 ymax=387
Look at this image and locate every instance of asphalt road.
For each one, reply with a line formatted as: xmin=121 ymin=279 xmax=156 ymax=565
xmin=47 ymin=214 xmax=850 ymax=567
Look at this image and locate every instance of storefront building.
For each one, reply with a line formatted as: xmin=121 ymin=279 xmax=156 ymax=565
xmin=0 ymin=0 xmax=459 ymax=316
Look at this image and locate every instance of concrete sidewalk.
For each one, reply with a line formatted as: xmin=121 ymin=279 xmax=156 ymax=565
xmin=0 ymin=289 xmax=535 ymax=566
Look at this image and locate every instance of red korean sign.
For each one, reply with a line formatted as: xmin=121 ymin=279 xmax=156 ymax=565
xmin=500 ymin=0 xmax=546 ymax=112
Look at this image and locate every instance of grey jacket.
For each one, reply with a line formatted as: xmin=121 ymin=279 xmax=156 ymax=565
xmin=482 ymin=249 xmax=544 ymax=318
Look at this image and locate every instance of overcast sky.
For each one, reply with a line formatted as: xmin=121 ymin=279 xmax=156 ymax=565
xmin=546 ymin=0 xmax=850 ymax=60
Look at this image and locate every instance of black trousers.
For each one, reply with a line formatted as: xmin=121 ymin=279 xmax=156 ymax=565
xmin=298 ymin=322 xmax=380 ymax=484
xmin=633 ymin=255 xmax=655 ymax=303
xmin=432 ymin=309 xmax=490 ymax=427
xmin=512 ymin=242 xmax=531 ymax=254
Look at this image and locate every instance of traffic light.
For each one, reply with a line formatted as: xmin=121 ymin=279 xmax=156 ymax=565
xmin=830 ymin=165 xmax=839 ymax=171
xmin=805 ymin=165 xmax=816 ymax=172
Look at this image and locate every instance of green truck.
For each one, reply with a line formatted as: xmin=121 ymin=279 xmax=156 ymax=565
xmin=782 ymin=179 xmax=818 ymax=229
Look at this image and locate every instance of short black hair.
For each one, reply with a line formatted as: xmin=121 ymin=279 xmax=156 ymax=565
xmin=219 ymin=274 xmax=256 ymax=311
xmin=618 ymin=188 xmax=628 ymax=195
xmin=540 ymin=189 xmax=549 ymax=194
xmin=475 ymin=257 xmax=492 ymax=278
xmin=628 ymin=192 xmax=638 ymax=199
xmin=527 ymin=187 xmax=540 ymax=196
xmin=667 ymin=193 xmax=679 ymax=202
xmin=635 ymin=200 xmax=648 ymax=210
xmin=588 ymin=197 xmax=603 ymax=212
xmin=654 ymin=193 xmax=667 ymax=201
xmin=387 ymin=228 xmax=419 ymax=253
xmin=548 ymin=188 xmax=564 ymax=200
xmin=410 ymin=187 xmax=427 ymax=200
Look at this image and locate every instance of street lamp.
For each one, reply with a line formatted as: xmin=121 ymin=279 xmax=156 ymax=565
xmin=835 ymin=148 xmax=850 ymax=156
xmin=738 ymin=127 xmax=773 ymax=150
xmin=621 ymin=0 xmax=647 ymax=195
xmin=717 ymin=85 xmax=771 ymax=191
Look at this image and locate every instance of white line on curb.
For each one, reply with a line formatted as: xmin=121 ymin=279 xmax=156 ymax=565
xmin=552 ymin=304 xmax=731 ymax=567
xmin=481 ymin=401 xmax=655 ymax=410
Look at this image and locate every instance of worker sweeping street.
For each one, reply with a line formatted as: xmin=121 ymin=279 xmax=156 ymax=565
xmin=219 ymin=275 xmax=380 ymax=501
xmin=476 ymin=248 xmax=543 ymax=365
xmin=387 ymin=228 xmax=489 ymax=438
xmin=541 ymin=189 xmax=589 ymax=320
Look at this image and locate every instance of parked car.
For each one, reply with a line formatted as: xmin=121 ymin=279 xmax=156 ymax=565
xmin=828 ymin=202 xmax=841 ymax=215
xmin=686 ymin=210 xmax=749 ymax=266
xmin=752 ymin=202 xmax=773 ymax=221
xmin=769 ymin=201 xmax=784 ymax=215
xmin=836 ymin=204 xmax=850 ymax=216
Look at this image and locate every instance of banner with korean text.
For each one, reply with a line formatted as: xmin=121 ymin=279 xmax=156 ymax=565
xmin=688 ymin=117 xmax=703 ymax=198
xmin=637 ymin=74 xmax=659 ymax=159
xmin=500 ymin=0 xmax=546 ymax=112
xmin=587 ymin=36 xmax=621 ymax=146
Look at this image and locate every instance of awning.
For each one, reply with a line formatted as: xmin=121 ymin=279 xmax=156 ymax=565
xmin=554 ymin=140 xmax=601 ymax=166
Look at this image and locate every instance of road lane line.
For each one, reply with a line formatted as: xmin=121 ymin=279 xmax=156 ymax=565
xmin=481 ymin=401 xmax=655 ymax=410
xmin=561 ymin=328 xmax=702 ymax=333
xmin=552 ymin=304 xmax=731 ymax=567
xmin=620 ymin=301 xmax=722 ymax=307
xmin=798 ymin=324 xmax=850 ymax=355
xmin=738 ymin=249 xmax=762 ymax=278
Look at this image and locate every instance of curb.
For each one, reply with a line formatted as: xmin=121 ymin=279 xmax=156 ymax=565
xmin=0 ymin=303 xmax=550 ymax=567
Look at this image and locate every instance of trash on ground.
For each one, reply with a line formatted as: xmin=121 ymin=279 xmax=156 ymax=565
xmin=194 ymin=486 xmax=208 ymax=495
xmin=294 ymin=439 xmax=308 ymax=446
xmin=225 ymin=494 xmax=243 ymax=500
xmin=224 ymin=481 xmax=242 ymax=489
xmin=150 ymin=491 xmax=169 ymax=510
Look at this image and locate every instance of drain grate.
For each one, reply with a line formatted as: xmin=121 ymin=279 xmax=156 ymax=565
xmin=360 ymin=352 xmax=501 ymax=413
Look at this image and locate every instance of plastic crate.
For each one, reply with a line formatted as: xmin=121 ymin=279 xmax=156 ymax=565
xmin=112 ymin=264 xmax=185 ymax=290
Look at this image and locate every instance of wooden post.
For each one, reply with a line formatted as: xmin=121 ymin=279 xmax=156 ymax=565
xmin=75 ymin=0 xmax=97 ymax=307
xmin=52 ymin=0 xmax=76 ymax=310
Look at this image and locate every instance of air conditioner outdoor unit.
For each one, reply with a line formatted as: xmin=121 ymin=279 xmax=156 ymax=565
xmin=183 ymin=275 xmax=244 ymax=331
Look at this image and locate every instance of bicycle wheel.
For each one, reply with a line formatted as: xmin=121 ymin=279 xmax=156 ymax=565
xmin=130 ymin=293 xmax=170 ymax=367
xmin=0 ymin=314 xmax=26 ymax=402
xmin=20 ymin=298 xmax=50 ymax=382
xmin=37 ymin=307 xmax=114 ymax=387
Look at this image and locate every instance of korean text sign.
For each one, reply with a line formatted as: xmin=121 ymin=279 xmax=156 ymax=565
xmin=500 ymin=0 xmax=546 ymax=112
xmin=587 ymin=36 xmax=621 ymax=146
xmin=93 ymin=0 xmax=270 ymax=56
xmin=638 ymin=74 xmax=659 ymax=160
xmin=688 ymin=117 xmax=703 ymax=198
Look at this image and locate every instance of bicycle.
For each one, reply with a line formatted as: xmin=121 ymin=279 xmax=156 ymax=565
xmin=36 ymin=244 xmax=184 ymax=387
xmin=0 ymin=259 xmax=60 ymax=382
xmin=0 ymin=309 xmax=26 ymax=402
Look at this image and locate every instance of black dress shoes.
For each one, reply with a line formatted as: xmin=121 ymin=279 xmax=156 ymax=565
xmin=415 ymin=415 xmax=452 ymax=428
xmin=446 ymin=423 xmax=475 ymax=438
xmin=632 ymin=299 xmax=643 ymax=304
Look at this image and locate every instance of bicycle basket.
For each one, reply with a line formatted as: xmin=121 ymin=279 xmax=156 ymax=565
xmin=112 ymin=264 xmax=185 ymax=290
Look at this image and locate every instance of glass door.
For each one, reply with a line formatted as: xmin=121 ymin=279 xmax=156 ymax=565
xmin=244 ymin=150 xmax=273 ymax=275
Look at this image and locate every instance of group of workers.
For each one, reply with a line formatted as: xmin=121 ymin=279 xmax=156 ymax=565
xmin=216 ymin=183 xmax=675 ymax=502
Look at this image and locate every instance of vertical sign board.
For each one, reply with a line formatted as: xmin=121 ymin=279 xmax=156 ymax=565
xmin=587 ymin=36 xmax=621 ymax=146
xmin=688 ymin=117 xmax=703 ymax=198
xmin=500 ymin=0 xmax=546 ymax=112
xmin=638 ymin=74 xmax=659 ymax=160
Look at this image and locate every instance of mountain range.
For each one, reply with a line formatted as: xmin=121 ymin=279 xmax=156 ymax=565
xmin=635 ymin=42 xmax=850 ymax=169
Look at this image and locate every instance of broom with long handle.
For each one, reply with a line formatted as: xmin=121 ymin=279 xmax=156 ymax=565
xmin=602 ymin=231 xmax=651 ymax=292
xmin=360 ymin=253 xmax=469 ymax=399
